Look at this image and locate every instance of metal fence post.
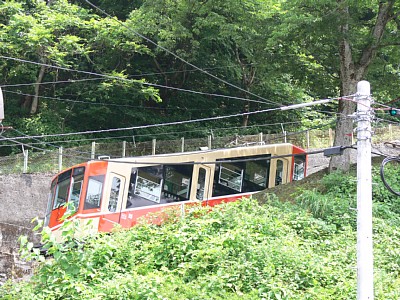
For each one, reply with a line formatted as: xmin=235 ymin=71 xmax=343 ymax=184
xmin=91 ymin=142 xmax=96 ymax=160
xmin=208 ymin=135 xmax=212 ymax=149
xmin=258 ymin=133 xmax=263 ymax=145
xmin=23 ymin=149 xmax=28 ymax=173
xmin=152 ymin=139 xmax=156 ymax=155
xmin=122 ymin=141 xmax=126 ymax=157
xmin=58 ymin=147 xmax=63 ymax=172
xmin=181 ymin=137 xmax=185 ymax=152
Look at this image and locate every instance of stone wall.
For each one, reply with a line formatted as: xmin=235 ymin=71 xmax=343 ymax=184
xmin=0 ymin=173 xmax=54 ymax=283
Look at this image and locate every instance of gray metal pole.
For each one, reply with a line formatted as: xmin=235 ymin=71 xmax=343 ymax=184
xmin=356 ymin=80 xmax=374 ymax=300
xmin=58 ymin=147 xmax=63 ymax=172
xmin=0 ymin=87 xmax=4 ymax=122
xmin=23 ymin=149 xmax=28 ymax=174
xmin=122 ymin=141 xmax=126 ymax=157
xmin=91 ymin=142 xmax=96 ymax=160
xmin=152 ymin=139 xmax=156 ymax=155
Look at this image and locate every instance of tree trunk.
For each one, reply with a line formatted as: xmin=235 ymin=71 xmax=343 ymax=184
xmin=242 ymin=101 xmax=249 ymax=127
xmin=329 ymin=1 xmax=395 ymax=172
xmin=30 ymin=64 xmax=46 ymax=114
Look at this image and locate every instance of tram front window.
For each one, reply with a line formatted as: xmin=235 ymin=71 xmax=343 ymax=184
xmin=53 ymin=170 xmax=72 ymax=209
xmin=45 ymin=167 xmax=86 ymax=227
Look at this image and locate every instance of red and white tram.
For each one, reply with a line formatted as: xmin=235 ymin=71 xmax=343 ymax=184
xmin=44 ymin=143 xmax=307 ymax=237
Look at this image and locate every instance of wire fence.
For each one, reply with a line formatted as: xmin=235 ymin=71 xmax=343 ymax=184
xmin=0 ymin=124 xmax=398 ymax=175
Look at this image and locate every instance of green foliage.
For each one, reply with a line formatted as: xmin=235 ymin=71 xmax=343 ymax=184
xmin=295 ymin=171 xmax=357 ymax=230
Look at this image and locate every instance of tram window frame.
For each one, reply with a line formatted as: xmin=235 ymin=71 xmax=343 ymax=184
xmin=45 ymin=179 xmax=57 ymax=226
xmin=68 ymin=167 xmax=85 ymax=213
xmin=196 ymin=167 xmax=207 ymax=200
xmin=275 ymin=159 xmax=284 ymax=186
xmin=293 ymin=155 xmax=306 ymax=181
xmin=108 ymin=177 xmax=121 ymax=212
xmin=84 ymin=175 xmax=104 ymax=210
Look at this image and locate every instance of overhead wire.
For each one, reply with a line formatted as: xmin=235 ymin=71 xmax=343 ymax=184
xmin=2 ymin=95 xmax=346 ymax=141
xmin=0 ymin=55 xmax=268 ymax=105
xmin=3 ymin=87 xmax=268 ymax=108
xmin=0 ymin=116 xmax=338 ymax=154
xmin=1 ymin=63 xmax=258 ymax=88
xmin=0 ymin=120 xmax=307 ymax=147
xmin=0 ymin=77 xmax=106 ymax=88
xmin=0 ymin=128 xmax=93 ymax=160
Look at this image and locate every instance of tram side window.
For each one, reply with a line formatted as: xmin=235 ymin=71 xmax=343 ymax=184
xmin=242 ymin=157 xmax=270 ymax=193
xmin=275 ymin=160 xmax=284 ymax=186
xmin=84 ymin=175 xmax=104 ymax=210
xmin=126 ymin=164 xmax=194 ymax=208
xmin=213 ymin=161 xmax=244 ymax=197
xmin=293 ymin=155 xmax=306 ymax=181
xmin=53 ymin=170 xmax=72 ymax=209
xmin=135 ymin=166 xmax=163 ymax=203
xmin=126 ymin=166 xmax=163 ymax=208
xmin=163 ymin=165 xmax=193 ymax=202
xmin=108 ymin=177 xmax=121 ymax=212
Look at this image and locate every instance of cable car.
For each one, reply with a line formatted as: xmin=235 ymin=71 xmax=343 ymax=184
xmin=44 ymin=143 xmax=307 ymax=239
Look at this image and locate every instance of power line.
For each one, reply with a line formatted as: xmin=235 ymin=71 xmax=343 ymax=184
xmin=0 ymin=77 xmax=106 ymax=88
xmin=0 ymin=130 xmax=93 ymax=160
xmin=0 ymin=120 xmax=307 ymax=147
xmin=4 ymin=86 xmax=268 ymax=108
xmin=1 ymin=63 xmax=258 ymax=88
xmin=0 ymin=107 xmax=281 ymax=140
xmin=0 ymin=55 xmax=268 ymax=105
xmin=3 ymin=90 xmax=210 ymax=111
xmin=0 ymin=118 xmax=337 ymax=152
xmin=2 ymin=95 xmax=346 ymax=141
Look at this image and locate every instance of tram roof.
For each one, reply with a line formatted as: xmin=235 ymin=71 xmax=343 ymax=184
xmin=105 ymin=142 xmax=299 ymax=164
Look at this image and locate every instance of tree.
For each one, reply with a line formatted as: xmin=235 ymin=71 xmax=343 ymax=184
xmin=127 ymin=0 xmax=307 ymax=129
xmin=272 ymin=0 xmax=400 ymax=172
xmin=329 ymin=1 xmax=399 ymax=172
xmin=0 ymin=0 xmax=160 ymax=136
xmin=0 ymin=0 xmax=93 ymax=114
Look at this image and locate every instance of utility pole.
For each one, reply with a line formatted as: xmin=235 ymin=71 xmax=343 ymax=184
xmin=356 ymin=81 xmax=374 ymax=300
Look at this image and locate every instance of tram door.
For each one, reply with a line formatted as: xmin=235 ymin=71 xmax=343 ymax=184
xmin=194 ymin=165 xmax=212 ymax=201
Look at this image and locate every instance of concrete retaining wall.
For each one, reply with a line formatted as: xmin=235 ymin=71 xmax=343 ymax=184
xmin=0 ymin=173 xmax=54 ymax=284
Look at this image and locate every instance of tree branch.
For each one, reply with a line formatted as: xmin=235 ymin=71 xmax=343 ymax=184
xmin=357 ymin=1 xmax=395 ymax=73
